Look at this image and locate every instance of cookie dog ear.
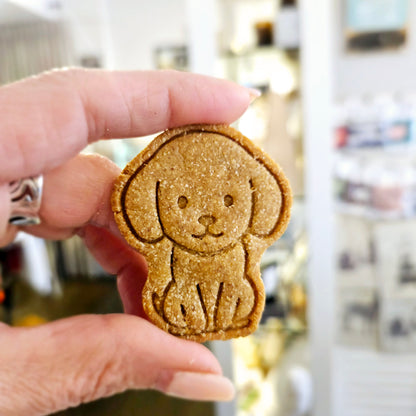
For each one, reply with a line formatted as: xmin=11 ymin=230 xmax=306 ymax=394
xmin=112 ymin=161 xmax=164 ymax=246
xmin=248 ymin=158 xmax=292 ymax=240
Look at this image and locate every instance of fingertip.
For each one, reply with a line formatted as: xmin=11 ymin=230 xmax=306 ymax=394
xmin=163 ymin=371 xmax=235 ymax=402
xmin=247 ymin=87 xmax=262 ymax=103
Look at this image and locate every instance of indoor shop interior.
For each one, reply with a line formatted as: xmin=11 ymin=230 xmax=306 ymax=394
xmin=1 ymin=1 xmax=415 ymax=415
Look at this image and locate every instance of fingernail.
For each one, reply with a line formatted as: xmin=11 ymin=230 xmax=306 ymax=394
xmin=166 ymin=372 xmax=235 ymax=402
xmin=247 ymin=87 xmax=262 ymax=103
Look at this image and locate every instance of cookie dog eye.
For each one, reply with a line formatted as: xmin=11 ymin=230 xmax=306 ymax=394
xmin=224 ymin=195 xmax=233 ymax=207
xmin=178 ymin=196 xmax=188 ymax=209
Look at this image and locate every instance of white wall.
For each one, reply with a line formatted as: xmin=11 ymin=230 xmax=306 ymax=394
xmin=65 ymin=0 xmax=187 ymax=70
xmin=64 ymin=0 xmax=108 ymax=65
xmin=106 ymin=0 xmax=187 ymax=70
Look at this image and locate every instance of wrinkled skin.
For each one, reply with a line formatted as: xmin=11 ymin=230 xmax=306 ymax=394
xmin=0 ymin=68 xmax=255 ymax=415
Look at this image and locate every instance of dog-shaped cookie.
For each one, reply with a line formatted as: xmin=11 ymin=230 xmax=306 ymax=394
xmin=112 ymin=124 xmax=291 ymax=342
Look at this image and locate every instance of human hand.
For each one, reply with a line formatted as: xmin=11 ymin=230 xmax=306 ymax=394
xmin=0 ymin=69 xmax=255 ymax=415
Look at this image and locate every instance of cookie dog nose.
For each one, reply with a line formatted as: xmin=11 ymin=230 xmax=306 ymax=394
xmin=198 ymin=215 xmax=215 ymax=227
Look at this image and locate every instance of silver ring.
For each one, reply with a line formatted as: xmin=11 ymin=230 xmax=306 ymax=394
xmin=8 ymin=176 xmax=43 ymax=226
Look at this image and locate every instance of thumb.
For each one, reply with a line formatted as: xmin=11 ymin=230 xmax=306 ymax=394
xmin=0 ymin=315 xmax=234 ymax=416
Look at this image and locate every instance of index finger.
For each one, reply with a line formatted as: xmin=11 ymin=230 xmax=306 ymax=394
xmin=0 ymin=68 xmax=254 ymax=182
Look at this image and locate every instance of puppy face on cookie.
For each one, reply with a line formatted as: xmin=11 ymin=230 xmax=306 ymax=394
xmin=157 ymin=171 xmax=252 ymax=253
xmin=115 ymin=128 xmax=287 ymax=253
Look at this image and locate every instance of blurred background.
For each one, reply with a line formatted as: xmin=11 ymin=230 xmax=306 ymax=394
xmin=1 ymin=0 xmax=416 ymax=415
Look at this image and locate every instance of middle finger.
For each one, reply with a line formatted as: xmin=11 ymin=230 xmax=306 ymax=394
xmin=25 ymin=153 xmax=121 ymax=240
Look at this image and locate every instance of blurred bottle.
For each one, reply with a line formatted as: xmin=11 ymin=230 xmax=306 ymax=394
xmin=274 ymin=0 xmax=299 ymax=51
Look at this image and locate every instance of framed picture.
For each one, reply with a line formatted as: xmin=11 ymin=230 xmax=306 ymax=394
xmin=345 ymin=0 xmax=409 ymax=51
xmin=379 ymin=298 xmax=416 ymax=352
xmin=336 ymin=286 xmax=379 ymax=349
xmin=373 ymin=220 xmax=416 ymax=298
xmin=336 ymin=215 xmax=376 ymax=287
